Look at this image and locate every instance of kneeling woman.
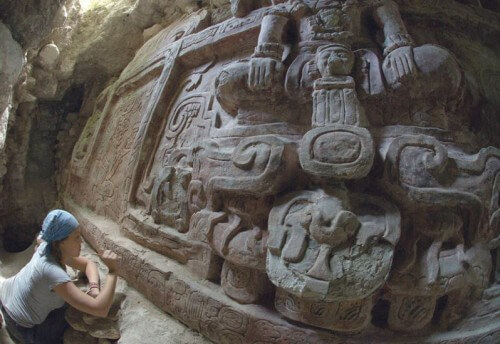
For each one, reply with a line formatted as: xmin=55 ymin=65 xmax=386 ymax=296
xmin=0 ymin=209 xmax=118 ymax=344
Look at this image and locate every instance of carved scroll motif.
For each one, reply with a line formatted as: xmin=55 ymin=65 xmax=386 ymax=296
xmin=135 ymin=93 xmax=213 ymax=210
xmin=387 ymin=295 xmax=436 ymax=331
xmin=380 ymin=135 xmax=499 ymax=331
xmin=182 ymin=9 xmax=264 ymax=51
xmin=220 ymin=261 xmax=272 ymax=304
xmin=164 ymin=93 xmax=214 ymax=150
xmin=205 ymin=135 xmax=298 ymax=210
xmin=127 ymin=41 xmax=182 ymax=205
xmin=382 ymin=135 xmax=500 ymax=241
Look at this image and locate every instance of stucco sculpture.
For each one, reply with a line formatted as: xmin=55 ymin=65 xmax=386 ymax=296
xmin=63 ymin=1 xmax=500 ymax=342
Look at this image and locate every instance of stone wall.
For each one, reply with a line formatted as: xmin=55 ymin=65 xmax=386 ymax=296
xmin=1 ymin=0 xmax=499 ymax=342
xmin=0 ymin=0 xmax=227 ymax=249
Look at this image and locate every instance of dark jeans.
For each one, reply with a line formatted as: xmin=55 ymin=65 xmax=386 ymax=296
xmin=1 ymin=304 xmax=68 ymax=344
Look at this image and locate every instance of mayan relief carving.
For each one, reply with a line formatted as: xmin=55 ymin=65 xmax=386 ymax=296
xmin=64 ymin=1 xmax=500 ymax=342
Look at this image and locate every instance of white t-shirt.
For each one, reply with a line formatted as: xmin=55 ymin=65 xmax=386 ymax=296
xmin=0 ymin=242 xmax=71 ymax=327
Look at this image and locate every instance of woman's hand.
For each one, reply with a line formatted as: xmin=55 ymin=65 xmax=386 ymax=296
xmin=87 ymin=281 xmax=100 ymax=298
xmin=55 ymin=251 xmax=120 ymax=318
xmin=99 ymin=250 xmax=119 ymax=274
xmin=65 ymin=256 xmax=101 ymax=297
xmin=87 ymin=287 xmax=100 ymax=298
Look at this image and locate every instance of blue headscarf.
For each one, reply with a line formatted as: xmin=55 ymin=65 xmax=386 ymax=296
xmin=40 ymin=209 xmax=79 ymax=255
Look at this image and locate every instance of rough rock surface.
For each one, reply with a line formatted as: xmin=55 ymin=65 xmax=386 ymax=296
xmin=0 ymin=22 xmax=24 ymax=182
xmin=0 ymin=0 xmax=231 ymax=249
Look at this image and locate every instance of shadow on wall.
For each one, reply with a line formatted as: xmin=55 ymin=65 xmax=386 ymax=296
xmin=1 ymin=84 xmax=85 ymax=255
xmin=2 ymin=225 xmax=38 ymax=253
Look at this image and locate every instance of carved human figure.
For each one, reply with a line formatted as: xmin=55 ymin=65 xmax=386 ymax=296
xmin=316 ymin=43 xmax=354 ymax=77
xmin=312 ymin=43 xmax=366 ymax=127
xmin=223 ymin=0 xmax=462 ymax=127
xmin=228 ymin=0 xmax=416 ymax=91
xmin=210 ymin=0 xmax=469 ymax=327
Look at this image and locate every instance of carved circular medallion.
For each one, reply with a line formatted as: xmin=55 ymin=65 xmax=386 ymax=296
xmin=299 ymin=125 xmax=374 ymax=179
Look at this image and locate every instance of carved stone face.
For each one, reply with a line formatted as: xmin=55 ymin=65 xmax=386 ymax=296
xmin=316 ymin=45 xmax=354 ymax=76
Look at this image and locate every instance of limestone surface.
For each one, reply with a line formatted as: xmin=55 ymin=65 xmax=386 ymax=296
xmin=59 ymin=0 xmax=499 ymax=341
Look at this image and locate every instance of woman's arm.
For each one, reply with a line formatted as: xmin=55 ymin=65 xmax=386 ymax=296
xmin=54 ymin=250 xmax=119 ymax=317
xmin=65 ymin=256 xmax=100 ymax=297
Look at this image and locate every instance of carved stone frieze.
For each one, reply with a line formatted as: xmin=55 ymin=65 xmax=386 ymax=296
xmin=267 ymin=189 xmax=399 ymax=331
xmin=63 ymin=0 xmax=500 ymax=342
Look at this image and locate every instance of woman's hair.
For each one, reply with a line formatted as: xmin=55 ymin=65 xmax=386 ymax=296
xmin=50 ymin=240 xmax=66 ymax=269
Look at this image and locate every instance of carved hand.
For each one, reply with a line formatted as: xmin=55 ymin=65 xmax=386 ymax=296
xmin=248 ymin=57 xmax=285 ymax=92
xmin=383 ymin=46 xmax=417 ymax=87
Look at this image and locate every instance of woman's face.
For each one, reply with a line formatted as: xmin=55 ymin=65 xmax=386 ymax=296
xmin=60 ymin=228 xmax=82 ymax=258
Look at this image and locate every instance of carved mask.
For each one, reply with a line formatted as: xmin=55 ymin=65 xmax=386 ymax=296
xmin=316 ymin=44 xmax=354 ymax=76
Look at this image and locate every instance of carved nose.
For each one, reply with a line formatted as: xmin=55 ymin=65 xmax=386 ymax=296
xmin=327 ymin=56 xmax=337 ymax=65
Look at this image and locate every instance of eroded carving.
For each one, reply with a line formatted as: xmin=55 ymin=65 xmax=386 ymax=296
xmin=267 ymin=189 xmax=399 ymax=331
xmin=64 ymin=0 xmax=500 ymax=341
